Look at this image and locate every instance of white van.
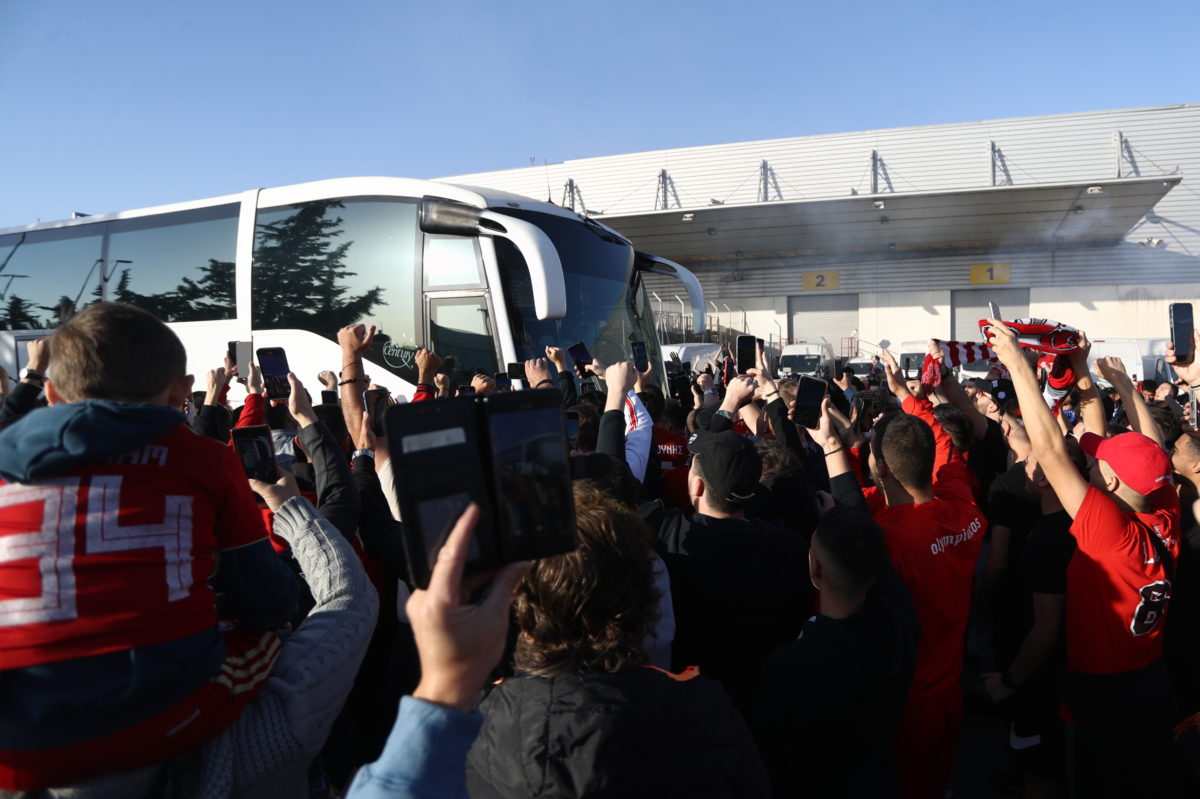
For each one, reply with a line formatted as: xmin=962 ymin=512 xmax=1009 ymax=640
xmin=779 ymin=341 xmax=835 ymax=379
xmin=898 ymin=340 xmax=931 ymax=381
xmin=1090 ymin=338 xmax=1152 ymax=384
xmin=662 ymin=342 xmax=720 ymax=373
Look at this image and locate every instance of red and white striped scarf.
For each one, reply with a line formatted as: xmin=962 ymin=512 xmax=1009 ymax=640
xmin=923 ymin=318 xmax=1082 ymax=414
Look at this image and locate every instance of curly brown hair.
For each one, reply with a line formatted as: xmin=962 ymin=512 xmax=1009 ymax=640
xmin=513 ymin=483 xmax=660 ymax=677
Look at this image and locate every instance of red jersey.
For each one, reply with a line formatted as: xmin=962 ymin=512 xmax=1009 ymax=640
xmin=875 ymin=397 xmax=986 ymax=699
xmin=653 ymin=428 xmax=688 ymax=470
xmin=1066 ymin=486 xmax=1180 ymax=675
xmin=0 ymin=426 xmax=268 ymax=669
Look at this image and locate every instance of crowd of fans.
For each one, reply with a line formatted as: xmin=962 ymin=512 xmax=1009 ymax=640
xmin=1 ymin=300 xmax=1199 ymax=798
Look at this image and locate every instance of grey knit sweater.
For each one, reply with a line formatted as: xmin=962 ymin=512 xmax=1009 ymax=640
xmin=174 ymin=496 xmax=380 ymax=798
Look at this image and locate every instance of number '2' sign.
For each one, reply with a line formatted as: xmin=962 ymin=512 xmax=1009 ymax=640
xmin=0 ymin=476 xmax=193 ymax=627
xmin=802 ymin=271 xmax=840 ymax=291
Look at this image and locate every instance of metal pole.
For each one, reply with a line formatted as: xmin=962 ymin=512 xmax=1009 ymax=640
xmin=709 ymin=301 xmax=720 ymax=341
xmin=736 ymin=305 xmax=746 ymax=333
xmin=774 ymin=318 xmax=783 ymax=346
xmin=651 ymin=292 xmax=664 ymax=343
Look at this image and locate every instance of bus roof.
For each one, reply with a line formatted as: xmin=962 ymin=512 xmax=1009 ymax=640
xmin=0 ymin=176 xmax=609 ymax=237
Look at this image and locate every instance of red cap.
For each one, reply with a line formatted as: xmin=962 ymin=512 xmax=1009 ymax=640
xmin=1078 ymin=432 xmax=1172 ymax=496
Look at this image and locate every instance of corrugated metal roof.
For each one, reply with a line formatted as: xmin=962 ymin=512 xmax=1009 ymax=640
xmin=601 ymin=176 xmax=1179 ymax=262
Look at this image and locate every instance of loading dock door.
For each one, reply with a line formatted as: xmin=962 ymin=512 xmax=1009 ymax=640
xmin=951 ymin=288 xmax=1029 ymax=342
xmin=788 ymin=294 xmax=858 ymax=348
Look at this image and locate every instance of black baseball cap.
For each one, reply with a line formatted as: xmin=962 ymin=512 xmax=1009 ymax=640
xmin=975 ymin=377 xmax=1016 ymax=403
xmin=687 ymin=430 xmax=761 ymax=504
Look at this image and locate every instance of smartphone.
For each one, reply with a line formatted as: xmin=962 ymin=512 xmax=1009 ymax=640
xmin=988 ymin=301 xmax=1002 ymax=321
xmin=320 ymin=389 xmax=339 ymax=405
xmin=227 ymin=340 xmax=252 ymax=373
xmin=386 ymin=397 xmax=499 ymax=589
xmin=1170 ymin=303 xmax=1194 ymax=365
xmin=631 ymin=341 xmax=649 ymax=373
xmin=793 ymin=376 xmax=827 ymax=429
xmin=363 ymin=388 xmax=390 ymax=437
xmin=506 ymin=362 xmax=527 ymax=382
xmin=564 ymin=410 xmax=580 ymax=449
xmin=231 ymin=425 xmax=279 ymax=482
xmin=482 ymin=390 xmax=576 ymax=563
xmin=256 ymin=347 xmax=291 ymax=400
xmin=568 ymin=342 xmax=592 ymax=374
xmin=385 ymin=390 xmax=575 ymax=589
xmin=736 ymin=334 xmax=756 ymax=375
xmin=494 ymin=372 xmax=512 ymax=391
xmin=458 ymin=385 xmax=476 ymax=396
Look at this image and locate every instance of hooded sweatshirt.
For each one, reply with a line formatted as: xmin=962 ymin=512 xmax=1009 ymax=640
xmin=0 ymin=401 xmax=298 ymax=750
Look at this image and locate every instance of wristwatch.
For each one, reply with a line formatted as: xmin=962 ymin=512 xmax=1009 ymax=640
xmin=21 ymin=369 xmax=46 ymax=382
xmin=352 ymin=448 xmax=375 ymax=460
xmin=714 ymin=409 xmax=735 ymax=421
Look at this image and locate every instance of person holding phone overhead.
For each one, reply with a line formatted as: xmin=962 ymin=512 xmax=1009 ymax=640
xmin=0 ymin=303 xmax=299 ymax=791
xmin=819 ymin=348 xmax=985 ymax=799
xmin=642 ymin=366 xmax=812 ymax=718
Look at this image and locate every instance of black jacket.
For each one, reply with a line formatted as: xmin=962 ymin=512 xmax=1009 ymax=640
xmin=754 ymin=567 xmax=918 ymax=798
xmin=645 ymin=504 xmax=813 ymax=716
xmin=466 ymin=668 xmax=769 ymax=799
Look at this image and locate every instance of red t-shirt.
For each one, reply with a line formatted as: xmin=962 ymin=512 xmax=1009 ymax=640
xmin=653 ymin=428 xmax=688 ymax=469
xmin=874 ymin=461 xmax=986 ymax=699
xmin=1066 ymin=485 xmax=1180 ymax=675
xmin=0 ymin=426 xmax=269 ymax=669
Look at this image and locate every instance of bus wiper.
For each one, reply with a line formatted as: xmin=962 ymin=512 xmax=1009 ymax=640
xmin=582 ymin=217 xmax=626 ymax=245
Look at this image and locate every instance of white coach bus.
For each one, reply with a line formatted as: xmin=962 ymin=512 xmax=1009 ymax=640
xmin=0 ymin=178 xmax=706 ymax=395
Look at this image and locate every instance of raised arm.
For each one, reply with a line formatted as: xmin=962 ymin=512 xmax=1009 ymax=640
xmin=880 ymin=348 xmax=912 ymax=402
xmin=1063 ymin=333 xmax=1104 ymax=437
xmin=338 ymin=323 xmax=376 ymax=439
xmin=930 ymin=342 xmax=989 ymax=441
xmin=1095 ymin=356 xmax=1163 ymax=447
xmin=290 ymin=373 xmax=361 ymax=540
xmin=988 ymin=319 xmax=1088 ymax=517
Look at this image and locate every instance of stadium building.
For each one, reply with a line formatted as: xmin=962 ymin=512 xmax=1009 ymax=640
xmin=442 ymin=103 xmax=1200 ymax=363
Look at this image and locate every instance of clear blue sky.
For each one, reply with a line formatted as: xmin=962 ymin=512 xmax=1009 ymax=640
xmin=2 ymin=0 xmax=1197 ymax=227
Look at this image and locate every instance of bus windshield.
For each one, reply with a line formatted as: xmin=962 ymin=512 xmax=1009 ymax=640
xmin=495 ymin=210 xmax=663 ymax=383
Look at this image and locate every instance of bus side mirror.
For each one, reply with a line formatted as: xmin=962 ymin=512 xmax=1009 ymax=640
xmin=420 ymin=198 xmax=567 ymax=321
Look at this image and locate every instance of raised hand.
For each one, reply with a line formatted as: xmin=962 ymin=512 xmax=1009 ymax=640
xmin=407 ymin=504 xmax=530 ymax=711
xmin=605 ymin=360 xmax=638 ymax=395
xmin=984 ymin=319 xmax=1024 ymax=370
xmin=1167 ymin=330 xmax=1200 ymax=388
xmin=248 ymin=470 xmax=301 ymax=512
xmin=287 ymin=372 xmax=318 ymax=428
xmin=524 ymin=358 xmax=554 ymax=387
xmin=471 ymin=373 xmax=496 ymax=395
xmin=545 ymin=346 xmax=569 ymax=375
xmin=338 ymin=323 xmax=376 ymax=357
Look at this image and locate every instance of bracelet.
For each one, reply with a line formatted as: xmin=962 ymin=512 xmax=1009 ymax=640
xmin=338 ymin=378 xmax=367 ymax=386
xmin=764 ymin=390 xmax=779 ymax=398
xmin=714 ymin=409 xmax=735 ymax=421
xmin=352 ymin=448 xmax=375 ymax=460
xmin=823 ymin=447 xmax=844 ymax=457
xmin=535 ymin=379 xmax=554 ymax=388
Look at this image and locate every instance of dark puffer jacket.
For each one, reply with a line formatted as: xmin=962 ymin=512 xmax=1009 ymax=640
xmin=466 ymin=668 xmax=769 ymax=799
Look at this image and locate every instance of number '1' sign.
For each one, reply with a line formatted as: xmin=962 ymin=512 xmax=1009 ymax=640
xmin=969 ymin=263 xmax=1011 ymax=285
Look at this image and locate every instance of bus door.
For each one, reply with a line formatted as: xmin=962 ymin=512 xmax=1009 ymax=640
xmin=425 ymin=292 xmax=502 ymax=387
